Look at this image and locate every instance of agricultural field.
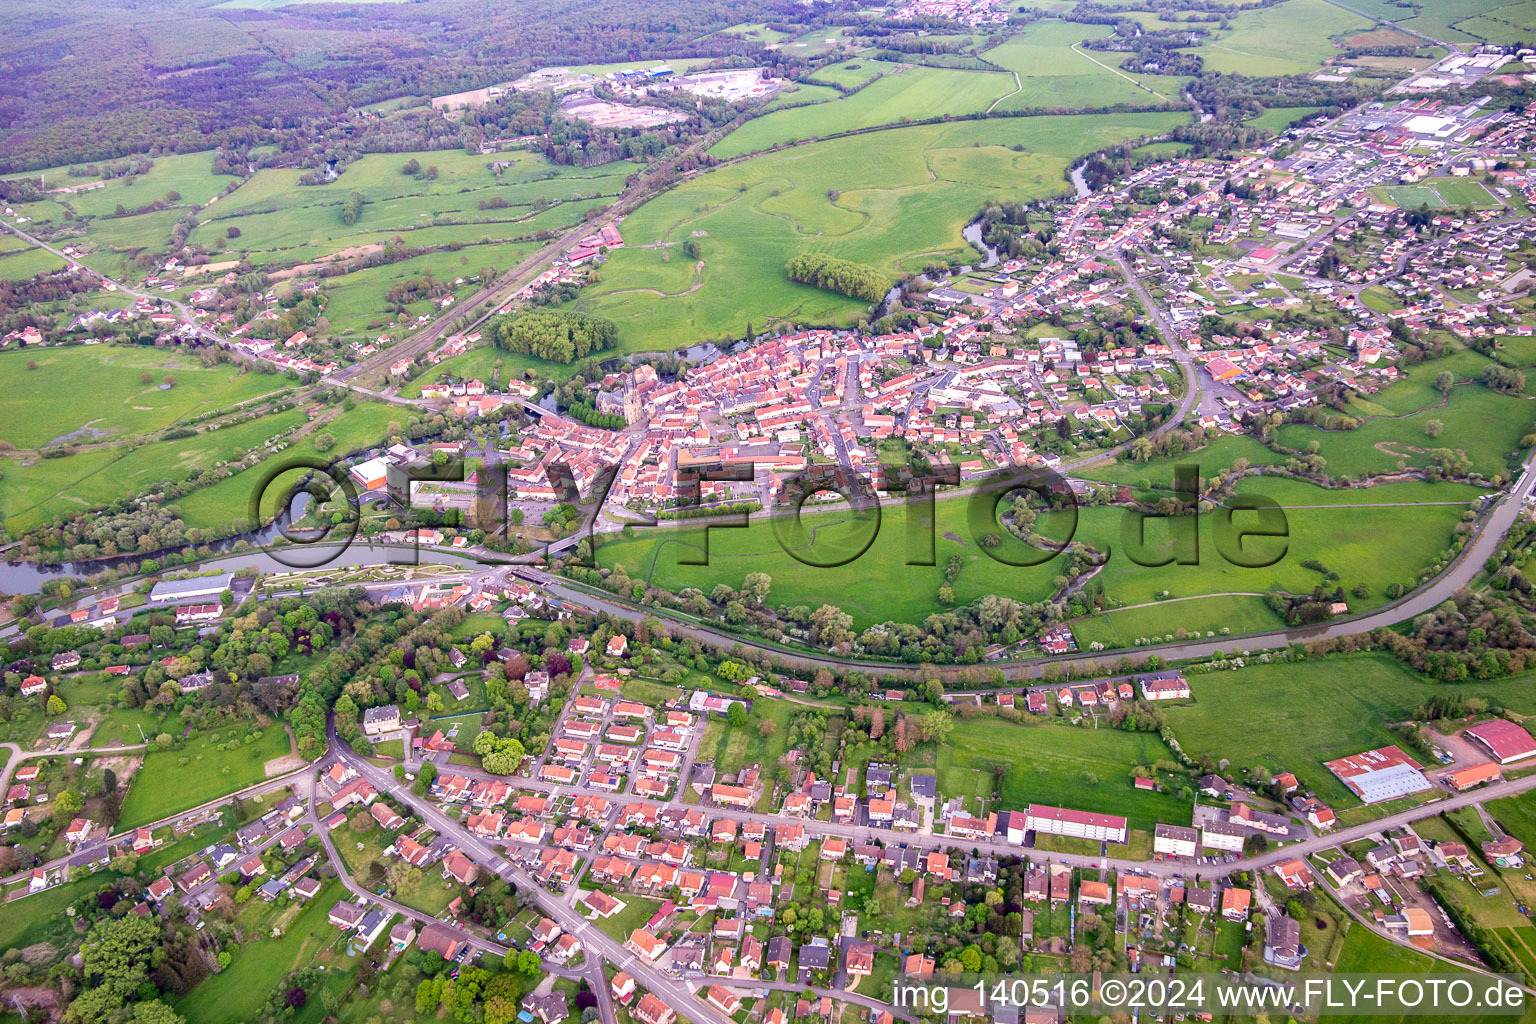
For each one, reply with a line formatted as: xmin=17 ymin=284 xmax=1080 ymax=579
xmin=183 ymin=150 xmax=634 ymax=267
xmin=0 ymin=405 xmax=306 ymax=534
xmin=0 ymin=345 xmax=288 ymax=450
xmin=117 ymin=724 xmax=294 ymax=829
xmin=983 ymin=21 xmax=1188 ymax=110
xmin=571 ymin=110 xmax=1188 ymax=351
xmin=710 ymin=62 xmax=1016 ymax=158
xmin=597 ymin=475 xmax=1469 ymax=632
xmin=1343 ymin=0 xmax=1536 ymax=45
xmin=0 ymin=243 xmax=67 ymax=281
xmin=1163 ymin=653 xmax=1536 ymax=805
xmin=1186 ymin=0 xmax=1372 ymax=77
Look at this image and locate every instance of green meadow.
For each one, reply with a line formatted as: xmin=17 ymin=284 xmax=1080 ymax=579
xmin=984 ymin=21 xmax=1188 ymax=109
xmin=172 ymin=400 xmax=403 ymax=532
xmin=573 ymin=111 xmax=1188 ymax=351
xmin=710 ymin=62 xmax=1016 ymax=158
xmin=597 ymin=475 xmax=1467 ymax=631
xmin=0 ymin=345 xmax=287 ymax=449
xmin=185 ymin=150 xmax=635 ymax=266
xmin=931 ymin=718 xmax=1193 ymax=830
xmin=117 ymin=725 xmax=293 ymax=829
xmin=1164 ymin=654 xmax=1536 ymax=806
xmin=1341 ymin=0 xmax=1527 ymax=45
xmin=1188 ymin=0 xmax=1372 ymax=77
xmin=0 ymin=407 xmax=305 ymax=534
xmin=1277 ymin=375 xmax=1535 ymax=480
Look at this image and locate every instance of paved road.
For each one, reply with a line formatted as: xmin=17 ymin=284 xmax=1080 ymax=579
xmin=389 ymin=718 xmax=1536 ymax=882
xmin=330 ymin=725 xmax=739 ymax=1024
xmin=517 ymin=439 xmax=1534 ymax=680
xmin=0 ymin=759 xmax=313 ymax=888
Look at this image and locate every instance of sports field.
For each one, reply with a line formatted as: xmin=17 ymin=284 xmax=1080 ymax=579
xmin=1378 ymin=177 xmax=1501 ymax=211
xmin=573 ymin=111 xmax=1188 ymax=351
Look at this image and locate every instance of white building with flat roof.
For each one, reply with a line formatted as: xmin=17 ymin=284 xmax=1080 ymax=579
xmin=149 ymin=573 xmax=234 ymax=605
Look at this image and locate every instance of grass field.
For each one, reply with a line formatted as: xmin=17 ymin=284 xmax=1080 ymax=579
xmin=185 ymin=150 xmax=635 ymax=267
xmin=0 ymin=346 xmax=287 ymax=450
xmin=1322 ymin=924 xmax=1513 ymax=1024
xmin=597 ymin=475 xmax=1467 ymax=631
xmin=1276 ymin=374 xmax=1533 ymax=480
xmin=1342 ymin=0 xmax=1530 ymax=45
xmin=0 ymin=244 xmax=68 ymax=281
xmin=1378 ymin=178 xmax=1501 ymax=211
xmin=117 ymin=725 xmax=293 ymax=829
xmin=983 ymin=21 xmax=1187 ymax=110
xmin=572 ymin=111 xmax=1187 ymax=351
xmin=1190 ymin=0 xmax=1371 ymax=76
xmin=175 ymin=880 xmax=347 ymax=1024
xmin=172 ymin=400 xmax=403 ymax=532
xmin=0 ymin=405 xmax=305 ymax=534
xmin=1164 ymin=653 xmax=1536 ymax=805
xmin=711 ymin=63 xmax=1015 ymax=158
xmin=928 ymin=718 xmax=1192 ymax=830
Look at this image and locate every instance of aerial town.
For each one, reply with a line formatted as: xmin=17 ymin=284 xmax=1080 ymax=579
xmin=7 ymin=3 xmax=1536 ymax=1024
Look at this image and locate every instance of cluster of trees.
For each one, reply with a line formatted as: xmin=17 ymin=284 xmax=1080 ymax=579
xmin=492 ymin=309 xmax=618 ymax=364
xmin=784 ymin=252 xmax=891 ymax=302
xmin=977 ymin=199 xmax=1052 ymax=260
xmin=472 ymin=731 xmax=527 ymax=774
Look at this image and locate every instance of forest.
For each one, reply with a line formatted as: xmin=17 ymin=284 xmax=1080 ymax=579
xmin=492 ymin=308 xmax=619 ymax=364
xmin=0 ymin=0 xmax=808 ymax=172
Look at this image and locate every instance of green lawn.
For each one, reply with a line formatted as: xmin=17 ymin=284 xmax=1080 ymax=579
xmin=117 ymin=725 xmax=293 ymax=829
xmin=927 ymin=718 xmax=1191 ymax=831
xmin=175 ymin=880 xmax=348 ymax=1024
xmin=588 ymin=892 xmax=662 ymax=942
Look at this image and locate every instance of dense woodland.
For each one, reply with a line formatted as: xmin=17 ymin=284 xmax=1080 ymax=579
xmin=0 ymin=0 xmax=809 ymax=172
xmin=491 ymin=308 xmax=618 ymax=364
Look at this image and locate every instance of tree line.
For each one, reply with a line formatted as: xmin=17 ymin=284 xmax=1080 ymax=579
xmin=784 ymin=252 xmax=890 ymax=302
